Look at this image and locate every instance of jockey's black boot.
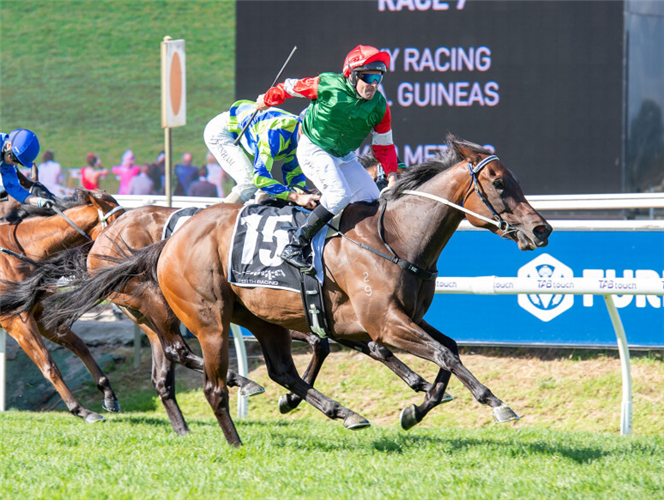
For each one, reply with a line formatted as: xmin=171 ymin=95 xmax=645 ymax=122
xmin=281 ymin=204 xmax=334 ymax=270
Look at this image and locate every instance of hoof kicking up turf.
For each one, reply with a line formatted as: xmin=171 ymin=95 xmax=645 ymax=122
xmin=492 ymin=404 xmax=520 ymax=423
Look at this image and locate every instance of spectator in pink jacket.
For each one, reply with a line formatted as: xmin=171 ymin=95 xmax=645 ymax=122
xmin=112 ymin=149 xmax=140 ymax=195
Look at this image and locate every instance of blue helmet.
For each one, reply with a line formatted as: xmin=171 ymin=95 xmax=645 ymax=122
xmin=7 ymin=129 xmax=40 ymax=166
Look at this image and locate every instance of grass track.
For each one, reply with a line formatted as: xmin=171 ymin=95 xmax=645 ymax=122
xmin=2 ymin=412 xmax=664 ymax=499
xmin=2 ymin=348 xmax=663 ymax=498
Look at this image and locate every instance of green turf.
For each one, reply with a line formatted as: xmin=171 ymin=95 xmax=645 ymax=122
xmin=1 ymin=411 xmax=663 ymax=499
xmin=0 ymin=0 xmax=235 ymax=192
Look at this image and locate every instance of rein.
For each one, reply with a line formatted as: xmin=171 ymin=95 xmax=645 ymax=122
xmin=332 ymin=201 xmax=437 ymax=282
xmin=334 ymin=154 xmax=517 ymax=281
xmin=404 ymin=154 xmax=517 ymax=238
xmin=52 ymin=205 xmax=92 ymax=240
xmin=53 ymin=202 xmax=126 ymax=239
xmin=0 ymin=246 xmax=40 ymax=266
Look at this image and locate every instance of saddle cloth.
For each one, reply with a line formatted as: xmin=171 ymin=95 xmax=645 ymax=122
xmin=229 ymin=204 xmax=327 ymax=292
xmin=161 ymin=206 xmax=203 ymax=240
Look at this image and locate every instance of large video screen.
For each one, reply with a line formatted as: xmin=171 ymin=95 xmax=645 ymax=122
xmin=236 ymin=0 xmax=623 ymax=195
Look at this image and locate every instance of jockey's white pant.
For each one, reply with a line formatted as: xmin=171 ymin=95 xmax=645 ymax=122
xmin=297 ymin=134 xmax=380 ymax=215
xmin=203 ymin=112 xmax=257 ymax=202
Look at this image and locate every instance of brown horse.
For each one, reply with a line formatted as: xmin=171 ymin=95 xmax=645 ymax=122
xmin=41 ymin=136 xmax=552 ymax=446
xmin=0 ymin=189 xmax=125 ymax=422
xmin=21 ymin=205 xmax=440 ymax=432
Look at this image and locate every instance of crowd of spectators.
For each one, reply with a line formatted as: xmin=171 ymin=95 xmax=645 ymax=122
xmin=23 ymin=148 xmax=236 ymax=198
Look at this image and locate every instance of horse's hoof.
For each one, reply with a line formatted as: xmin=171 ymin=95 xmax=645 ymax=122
xmin=239 ymin=381 xmax=265 ymax=398
xmin=103 ymin=399 xmax=121 ymax=413
xmin=442 ymin=391 xmax=454 ymax=404
xmin=84 ymin=412 xmax=106 ymax=424
xmin=344 ymin=414 xmax=371 ymax=430
xmin=278 ymin=394 xmax=297 ymax=414
xmin=492 ymin=404 xmax=520 ymax=423
xmin=400 ymin=404 xmax=420 ymax=431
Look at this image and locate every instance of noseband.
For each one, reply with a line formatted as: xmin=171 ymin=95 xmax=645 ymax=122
xmin=403 ymin=154 xmax=517 ymax=238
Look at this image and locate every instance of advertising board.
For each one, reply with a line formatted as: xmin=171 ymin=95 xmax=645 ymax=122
xmin=426 ymin=228 xmax=664 ymax=348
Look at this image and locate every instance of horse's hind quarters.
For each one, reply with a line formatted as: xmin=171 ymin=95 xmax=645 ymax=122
xmin=492 ymin=404 xmax=520 ymax=423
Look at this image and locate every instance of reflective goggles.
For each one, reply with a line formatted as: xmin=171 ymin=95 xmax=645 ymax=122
xmin=358 ymin=72 xmax=383 ymax=85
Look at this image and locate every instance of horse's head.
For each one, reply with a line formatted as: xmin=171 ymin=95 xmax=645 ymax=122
xmin=78 ymin=189 xmax=126 ymax=238
xmin=452 ymin=139 xmax=552 ymax=250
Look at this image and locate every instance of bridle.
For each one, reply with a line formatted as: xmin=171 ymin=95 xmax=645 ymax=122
xmin=403 ymin=154 xmax=517 ymax=238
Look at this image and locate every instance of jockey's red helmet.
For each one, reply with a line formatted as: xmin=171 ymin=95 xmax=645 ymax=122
xmin=342 ymin=45 xmax=390 ymax=78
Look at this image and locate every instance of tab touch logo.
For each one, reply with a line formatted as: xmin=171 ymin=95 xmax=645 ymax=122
xmin=517 ymin=253 xmax=573 ymax=322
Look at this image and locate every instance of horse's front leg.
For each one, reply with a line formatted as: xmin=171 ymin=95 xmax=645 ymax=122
xmin=375 ymin=312 xmax=518 ymax=429
xmin=2 ymin=315 xmax=106 ymax=424
xmin=38 ymin=322 xmax=121 ymax=414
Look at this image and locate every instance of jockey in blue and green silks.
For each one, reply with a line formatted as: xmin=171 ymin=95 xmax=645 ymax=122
xmin=204 ymin=100 xmax=319 ymax=209
xmin=1 ymin=129 xmax=55 ymax=207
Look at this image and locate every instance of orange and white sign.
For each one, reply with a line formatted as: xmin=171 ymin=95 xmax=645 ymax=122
xmin=161 ymin=38 xmax=186 ymax=128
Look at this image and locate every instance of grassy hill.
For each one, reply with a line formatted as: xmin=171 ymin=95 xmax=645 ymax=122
xmin=0 ymin=0 xmax=235 ymax=192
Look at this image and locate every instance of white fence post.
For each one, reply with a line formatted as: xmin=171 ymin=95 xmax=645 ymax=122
xmin=231 ymin=324 xmax=249 ymax=419
xmin=603 ymin=295 xmax=633 ymax=435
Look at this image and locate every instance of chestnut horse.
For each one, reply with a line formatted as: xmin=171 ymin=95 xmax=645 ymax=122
xmin=0 ymin=204 xmax=266 ymax=434
xmin=0 ymin=190 xmax=125 ymax=422
xmin=44 ymin=136 xmax=552 ymax=446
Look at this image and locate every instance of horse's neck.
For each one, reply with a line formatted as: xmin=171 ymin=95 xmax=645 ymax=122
xmin=384 ymin=164 xmax=468 ymax=270
xmin=14 ymin=206 xmax=98 ymax=257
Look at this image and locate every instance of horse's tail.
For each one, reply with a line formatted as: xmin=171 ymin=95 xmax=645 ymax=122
xmin=40 ymin=239 xmax=167 ymax=332
xmin=0 ymin=242 xmax=93 ymax=318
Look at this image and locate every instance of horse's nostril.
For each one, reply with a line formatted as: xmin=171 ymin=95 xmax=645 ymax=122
xmin=533 ymin=224 xmax=551 ymax=240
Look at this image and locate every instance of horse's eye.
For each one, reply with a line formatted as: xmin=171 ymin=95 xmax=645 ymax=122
xmin=493 ymin=179 xmax=505 ymax=190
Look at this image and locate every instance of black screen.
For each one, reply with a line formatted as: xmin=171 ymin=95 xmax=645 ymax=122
xmin=236 ymin=0 xmax=624 ymax=194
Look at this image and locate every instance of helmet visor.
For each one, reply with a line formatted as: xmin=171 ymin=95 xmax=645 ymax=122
xmin=358 ymin=73 xmax=383 ymax=85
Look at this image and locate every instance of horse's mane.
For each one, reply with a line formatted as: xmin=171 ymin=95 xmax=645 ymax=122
xmin=381 ymin=134 xmax=492 ymax=202
xmin=3 ymin=189 xmax=92 ymax=225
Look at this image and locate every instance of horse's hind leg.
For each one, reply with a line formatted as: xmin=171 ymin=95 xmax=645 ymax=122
xmin=277 ymin=330 xmax=330 ymax=414
xmin=2 ymin=316 xmax=105 ymax=423
xmin=243 ymin=317 xmax=370 ymax=430
xmin=37 ymin=320 xmax=121 ymax=413
xmin=120 ymin=297 xmax=264 ymax=397
xmin=136 ymin=323 xmax=190 ymax=435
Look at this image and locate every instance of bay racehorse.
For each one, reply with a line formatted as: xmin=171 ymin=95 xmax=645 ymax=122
xmin=45 ymin=136 xmax=551 ymax=446
xmin=25 ymin=206 xmax=442 ymax=432
xmin=0 ymin=204 xmax=266 ymax=433
xmin=0 ymin=189 xmax=125 ymax=422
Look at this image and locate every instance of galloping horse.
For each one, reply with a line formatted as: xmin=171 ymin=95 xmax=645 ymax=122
xmin=23 ymin=206 xmax=440 ymax=432
xmin=0 ymin=189 xmax=125 ymax=422
xmin=45 ymin=136 xmax=552 ymax=446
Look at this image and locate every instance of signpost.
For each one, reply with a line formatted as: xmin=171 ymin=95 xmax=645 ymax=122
xmin=161 ymin=36 xmax=186 ymax=207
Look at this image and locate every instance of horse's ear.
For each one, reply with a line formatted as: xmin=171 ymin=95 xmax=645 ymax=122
xmin=448 ymin=134 xmax=480 ymax=164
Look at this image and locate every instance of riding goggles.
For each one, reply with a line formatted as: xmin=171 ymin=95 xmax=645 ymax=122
xmin=358 ymin=72 xmax=383 ymax=85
